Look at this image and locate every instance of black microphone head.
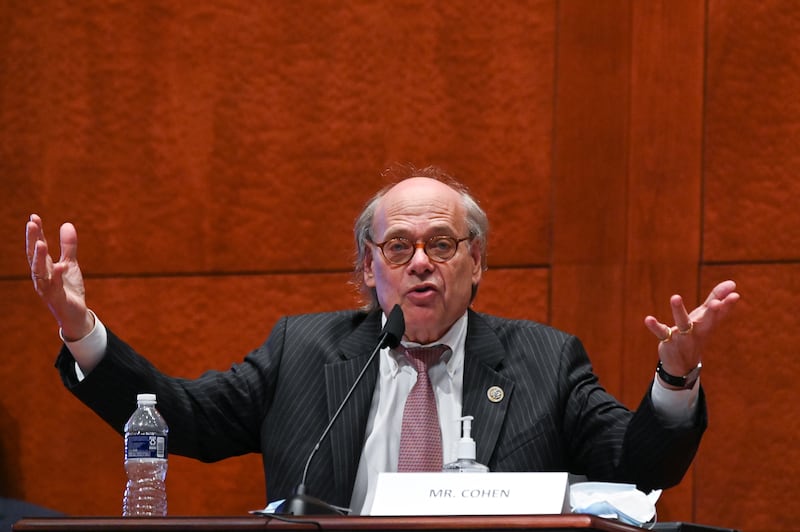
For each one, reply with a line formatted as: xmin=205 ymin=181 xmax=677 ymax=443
xmin=381 ymin=304 xmax=405 ymax=348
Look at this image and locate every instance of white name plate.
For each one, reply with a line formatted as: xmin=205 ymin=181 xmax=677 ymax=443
xmin=368 ymin=472 xmax=569 ymax=516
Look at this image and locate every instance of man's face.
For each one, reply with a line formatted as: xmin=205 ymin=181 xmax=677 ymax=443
xmin=363 ymin=177 xmax=483 ymax=344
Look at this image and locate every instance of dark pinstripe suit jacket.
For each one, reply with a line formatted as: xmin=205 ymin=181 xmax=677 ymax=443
xmin=57 ymin=309 xmax=706 ymax=509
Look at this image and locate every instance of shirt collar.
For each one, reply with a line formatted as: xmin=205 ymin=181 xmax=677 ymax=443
xmin=381 ymin=310 xmax=468 ymax=376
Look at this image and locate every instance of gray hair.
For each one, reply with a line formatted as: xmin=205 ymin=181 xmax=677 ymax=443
xmin=352 ymin=164 xmax=490 ymax=310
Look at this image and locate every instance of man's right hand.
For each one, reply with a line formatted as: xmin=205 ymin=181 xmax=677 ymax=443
xmin=25 ymin=214 xmax=94 ymax=341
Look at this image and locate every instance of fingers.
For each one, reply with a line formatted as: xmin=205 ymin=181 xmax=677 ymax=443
xmin=704 ymin=280 xmax=738 ymax=306
xmin=644 ymin=293 xmax=695 ymax=344
xmin=26 ymin=214 xmax=62 ymax=295
xmin=25 ymin=214 xmax=46 ymax=266
xmin=31 ymin=239 xmax=51 ymax=280
xmin=30 ymin=240 xmax=54 ymax=295
xmin=701 ymin=288 xmax=740 ymax=326
xmin=27 ymin=215 xmax=51 ymax=285
xmin=58 ymin=222 xmax=79 ymax=263
xmin=669 ymin=294 xmax=693 ymax=333
xmin=26 ymin=215 xmax=79 ymax=277
xmin=644 ymin=315 xmax=672 ymax=341
xmin=645 ymin=281 xmax=740 ymax=374
xmin=643 ymin=295 xmax=693 ymax=343
xmin=647 ymin=281 xmax=740 ymax=338
xmin=691 ymin=280 xmax=740 ymax=326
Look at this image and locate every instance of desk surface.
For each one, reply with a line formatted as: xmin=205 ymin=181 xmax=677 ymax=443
xmin=13 ymin=515 xmax=641 ymax=532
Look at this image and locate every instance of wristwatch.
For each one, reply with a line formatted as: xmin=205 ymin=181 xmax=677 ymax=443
xmin=656 ymin=360 xmax=702 ymax=389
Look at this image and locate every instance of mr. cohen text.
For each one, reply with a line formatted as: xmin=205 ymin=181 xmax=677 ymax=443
xmin=429 ymin=489 xmax=511 ymax=499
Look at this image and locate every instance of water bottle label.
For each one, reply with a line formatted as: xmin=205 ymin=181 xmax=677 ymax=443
xmin=126 ymin=434 xmax=168 ymax=459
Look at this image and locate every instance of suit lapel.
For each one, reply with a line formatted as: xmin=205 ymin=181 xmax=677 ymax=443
xmin=320 ymin=309 xmax=515 ymax=497
xmin=325 ymin=311 xmax=382 ymax=501
xmin=463 ymin=310 xmax=515 ymax=466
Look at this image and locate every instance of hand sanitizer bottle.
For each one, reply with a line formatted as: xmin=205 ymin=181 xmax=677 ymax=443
xmin=442 ymin=415 xmax=490 ymax=472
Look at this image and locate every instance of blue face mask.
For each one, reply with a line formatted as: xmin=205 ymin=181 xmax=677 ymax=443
xmin=570 ymin=482 xmax=661 ymax=528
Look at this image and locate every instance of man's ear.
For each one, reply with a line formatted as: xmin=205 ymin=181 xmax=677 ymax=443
xmin=363 ymin=250 xmax=376 ymax=288
xmin=470 ymin=240 xmax=483 ymax=285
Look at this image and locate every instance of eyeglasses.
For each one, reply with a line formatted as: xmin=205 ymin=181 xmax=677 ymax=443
xmin=372 ymin=235 xmax=471 ymax=265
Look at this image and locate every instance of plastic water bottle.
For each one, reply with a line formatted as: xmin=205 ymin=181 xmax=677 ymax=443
xmin=442 ymin=415 xmax=489 ymax=472
xmin=123 ymin=393 xmax=168 ymax=516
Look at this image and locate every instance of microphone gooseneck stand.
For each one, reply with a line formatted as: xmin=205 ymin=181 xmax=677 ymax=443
xmin=276 ymin=305 xmax=405 ymax=515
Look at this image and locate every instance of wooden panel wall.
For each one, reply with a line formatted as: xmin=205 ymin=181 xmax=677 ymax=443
xmin=699 ymin=1 xmax=800 ymax=530
xmin=553 ymin=1 xmax=706 ymax=519
xmin=0 ymin=2 xmax=796 ymax=531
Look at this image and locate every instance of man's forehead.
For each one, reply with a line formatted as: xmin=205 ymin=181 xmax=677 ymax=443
xmin=392 ymin=176 xmax=438 ymax=190
xmin=376 ymin=181 xmax=463 ymax=224
xmin=380 ymin=177 xmax=459 ymax=207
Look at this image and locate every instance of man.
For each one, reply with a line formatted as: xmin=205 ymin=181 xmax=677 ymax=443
xmin=25 ymin=165 xmax=739 ymax=515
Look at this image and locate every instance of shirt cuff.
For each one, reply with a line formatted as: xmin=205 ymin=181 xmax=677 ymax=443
xmin=59 ymin=310 xmax=107 ymax=379
xmin=651 ymin=372 xmax=700 ymax=426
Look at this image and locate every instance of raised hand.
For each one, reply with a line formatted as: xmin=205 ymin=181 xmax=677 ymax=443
xmin=25 ymin=214 xmax=94 ymax=341
xmin=644 ymin=280 xmax=740 ymax=387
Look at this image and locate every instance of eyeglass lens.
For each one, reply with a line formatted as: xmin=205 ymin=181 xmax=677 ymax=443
xmin=379 ymin=236 xmax=464 ymax=264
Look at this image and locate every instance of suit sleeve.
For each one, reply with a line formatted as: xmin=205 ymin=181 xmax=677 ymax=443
xmin=559 ymin=334 xmax=707 ymax=490
xmin=55 ymin=321 xmax=287 ymax=462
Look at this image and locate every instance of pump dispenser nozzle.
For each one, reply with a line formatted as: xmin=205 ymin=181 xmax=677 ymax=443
xmin=456 ymin=415 xmax=476 ymax=460
xmin=442 ymin=415 xmax=489 ymax=472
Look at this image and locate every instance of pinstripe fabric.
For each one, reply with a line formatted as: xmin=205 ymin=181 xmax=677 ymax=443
xmin=57 ymin=308 xmax=706 ymax=509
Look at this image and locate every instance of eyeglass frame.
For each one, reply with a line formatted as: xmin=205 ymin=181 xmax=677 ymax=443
xmin=369 ymin=234 xmax=473 ymax=265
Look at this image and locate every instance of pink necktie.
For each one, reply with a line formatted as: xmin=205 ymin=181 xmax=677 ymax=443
xmin=397 ymin=345 xmax=447 ymax=472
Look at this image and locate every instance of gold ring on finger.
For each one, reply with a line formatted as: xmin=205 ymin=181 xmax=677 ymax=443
xmin=659 ymin=326 xmax=673 ymax=343
xmin=678 ymin=321 xmax=694 ymax=335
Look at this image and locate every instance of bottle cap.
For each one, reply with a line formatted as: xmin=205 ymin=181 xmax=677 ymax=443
xmin=456 ymin=415 xmax=477 ymax=460
xmin=137 ymin=393 xmax=157 ymax=404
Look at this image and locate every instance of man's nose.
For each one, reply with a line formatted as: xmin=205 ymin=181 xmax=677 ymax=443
xmin=408 ymin=242 xmax=434 ymax=271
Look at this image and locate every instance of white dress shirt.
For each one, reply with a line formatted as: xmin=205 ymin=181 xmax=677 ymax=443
xmin=348 ymin=312 xmax=469 ymax=515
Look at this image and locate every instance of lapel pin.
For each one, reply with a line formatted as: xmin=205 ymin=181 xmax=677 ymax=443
xmin=487 ymin=386 xmax=504 ymax=403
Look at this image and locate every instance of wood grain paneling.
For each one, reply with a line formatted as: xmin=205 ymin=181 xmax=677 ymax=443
xmin=697 ymin=265 xmax=796 ymax=532
xmin=553 ymin=1 xmax=706 ymax=521
xmin=700 ymin=4 xmax=800 ymax=529
xmin=623 ymin=1 xmax=706 ymax=518
xmin=472 ymin=267 xmax=549 ymax=323
xmin=2 ymin=1 xmax=798 ymax=530
xmin=0 ymin=0 xmax=554 ymax=278
xmin=551 ymin=0 xmax=630 ymax=397
xmin=704 ymin=0 xmax=800 ymax=262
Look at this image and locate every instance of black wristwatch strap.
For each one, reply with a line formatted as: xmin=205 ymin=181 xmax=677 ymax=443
xmin=656 ymin=360 xmax=702 ymax=389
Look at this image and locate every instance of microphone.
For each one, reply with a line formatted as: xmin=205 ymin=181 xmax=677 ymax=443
xmin=276 ymin=304 xmax=405 ymax=515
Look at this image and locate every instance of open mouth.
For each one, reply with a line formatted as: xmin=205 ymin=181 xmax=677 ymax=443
xmin=410 ymin=285 xmax=436 ymax=295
